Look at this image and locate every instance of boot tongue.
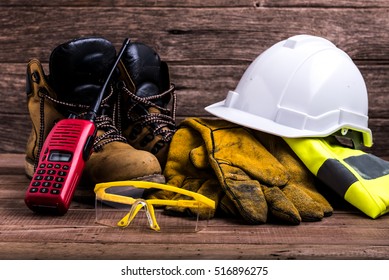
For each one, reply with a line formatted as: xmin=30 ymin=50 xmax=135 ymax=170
xmin=122 ymin=42 xmax=171 ymax=108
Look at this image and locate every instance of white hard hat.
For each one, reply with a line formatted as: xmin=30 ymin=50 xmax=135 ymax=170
xmin=205 ymin=34 xmax=373 ymax=147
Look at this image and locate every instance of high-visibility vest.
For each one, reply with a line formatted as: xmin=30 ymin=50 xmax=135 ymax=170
xmin=284 ymin=137 xmax=389 ymax=219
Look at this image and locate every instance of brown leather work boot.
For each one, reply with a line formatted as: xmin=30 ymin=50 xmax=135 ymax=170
xmin=25 ymin=37 xmax=164 ymax=188
xmin=116 ymin=42 xmax=177 ymax=169
xmin=25 ymin=59 xmax=65 ymax=177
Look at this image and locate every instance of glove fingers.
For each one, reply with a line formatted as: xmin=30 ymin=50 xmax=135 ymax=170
xmin=220 ymin=165 xmax=268 ymax=224
xmin=197 ymin=178 xmax=223 ymax=204
xmin=192 ymin=179 xmax=223 ymax=219
xmin=293 ymin=185 xmax=333 ymax=217
xmin=219 ymin=195 xmax=240 ymax=218
xmin=165 ymin=179 xmax=221 ymax=219
xmin=254 ymin=131 xmax=333 ymax=220
xmin=262 ymin=185 xmax=301 ymax=225
xmin=163 ymin=126 xmax=204 ymax=186
xmin=164 ymin=179 xmax=204 ymax=216
xmin=190 ymin=145 xmax=209 ymax=169
xmin=282 ymin=184 xmax=326 ymax=222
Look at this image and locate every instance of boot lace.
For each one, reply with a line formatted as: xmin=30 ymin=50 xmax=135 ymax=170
xmin=118 ymin=82 xmax=177 ymax=144
xmin=36 ymin=85 xmax=127 ymax=169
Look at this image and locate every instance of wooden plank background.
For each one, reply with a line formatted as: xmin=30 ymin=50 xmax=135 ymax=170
xmin=1 ymin=0 xmax=389 ymax=158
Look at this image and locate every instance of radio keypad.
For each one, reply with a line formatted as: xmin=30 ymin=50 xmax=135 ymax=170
xmin=29 ymin=163 xmax=70 ymax=195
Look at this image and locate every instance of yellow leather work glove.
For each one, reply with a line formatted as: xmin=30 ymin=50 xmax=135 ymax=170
xmin=252 ymin=131 xmax=333 ymax=223
xmin=147 ymin=124 xmax=223 ymax=219
xmin=182 ymin=118 xmax=290 ymax=224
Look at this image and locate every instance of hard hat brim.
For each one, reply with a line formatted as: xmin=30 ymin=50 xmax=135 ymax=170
xmin=205 ymin=101 xmax=373 ymax=147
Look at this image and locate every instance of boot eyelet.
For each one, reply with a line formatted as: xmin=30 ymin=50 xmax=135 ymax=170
xmin=129 ymin=124 xmax=142 ymax=140
xmin=140 ymin=134 xmax=155 ymax=147
xmin=151 ymin=141 xmax=165 ymax=154
xmin=31 ymin=71 xmax=40 ymax=83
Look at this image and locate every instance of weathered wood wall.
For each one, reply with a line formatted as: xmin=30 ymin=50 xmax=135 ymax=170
xmin=1 ymin=0 xmax=389 ymax=157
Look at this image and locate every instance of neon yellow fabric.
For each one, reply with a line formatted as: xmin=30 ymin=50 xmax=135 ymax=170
xmin=284 ymin=137 xmax=389 ymax=219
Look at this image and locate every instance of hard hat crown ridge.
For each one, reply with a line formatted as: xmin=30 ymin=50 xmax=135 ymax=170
xmin=205 ymin=34 xmax=372 ymax=147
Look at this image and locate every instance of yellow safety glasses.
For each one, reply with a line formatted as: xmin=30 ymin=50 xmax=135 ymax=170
xmin=94 ymin=180 xmax=215 ymax=232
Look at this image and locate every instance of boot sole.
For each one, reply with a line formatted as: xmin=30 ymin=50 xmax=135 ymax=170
xmin=24 ymin=157 xmax=34 ymax=179
xmin=132 ymin=174 xmax=166 ymax=184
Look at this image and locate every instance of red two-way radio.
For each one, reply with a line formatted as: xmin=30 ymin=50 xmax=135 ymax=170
xmin=25 ymin=38 xmax=131 ymax=215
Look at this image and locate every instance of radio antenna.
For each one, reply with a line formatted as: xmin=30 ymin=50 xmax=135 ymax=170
xmin=86 ymin=38 xmax=130 ymax=122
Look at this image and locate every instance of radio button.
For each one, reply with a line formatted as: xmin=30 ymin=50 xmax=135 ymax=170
xmin=50 ymin=189 xmax=60 ymax=195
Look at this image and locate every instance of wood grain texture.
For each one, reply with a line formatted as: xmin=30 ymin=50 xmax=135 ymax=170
xmin=1 ymin=1 xmax=389 ymax=261
xmin=0 ymin=154 xmax=388 ymax=260
xmin=1 ymin=0 xmax=389 ymax=8
xmin=1 ymin=242 xmax=388 ymax=260
xmin=1 ymin=7 xmax=389 ymax=63
xmin=0 ymin=4 xmax=389 ymax=155
xmin=0 ymin=158 xmax=389 ymax=260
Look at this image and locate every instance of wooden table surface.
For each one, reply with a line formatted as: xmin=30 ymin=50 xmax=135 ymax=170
xmin=1 ymin=153 xmax=388 ymax=260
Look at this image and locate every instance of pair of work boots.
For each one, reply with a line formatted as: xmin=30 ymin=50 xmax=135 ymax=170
xmin=25 ymin=37 xmax=176 ymax=187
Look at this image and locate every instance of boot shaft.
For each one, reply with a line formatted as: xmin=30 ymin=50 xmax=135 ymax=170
xmin=117 ymin=42 xmax=177 ymax=168
xmin=25 ymin=59 xmax=65 ymax=176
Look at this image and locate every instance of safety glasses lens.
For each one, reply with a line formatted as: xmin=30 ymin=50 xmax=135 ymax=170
xmin=95 ymin=187 xmax=211 ymax=232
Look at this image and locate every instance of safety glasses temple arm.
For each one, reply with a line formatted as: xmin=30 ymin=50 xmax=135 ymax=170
xmin=95 ymin=189 xmax=138 ymax=205
xmin=146 ymin=198 xmax=215 ymax=209
xmin=95 ymin=181 xmax=216 ymax=209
